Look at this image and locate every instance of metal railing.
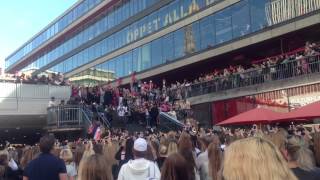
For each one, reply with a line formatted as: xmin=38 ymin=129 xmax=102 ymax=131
xmin=47 ymin=105 xmax=92 ymax=129
xmin=159 ymin=112 xmax=185 ymax=132
xmin=266 ymin=0 xmax=320 ymax=26
xmin=183 ymin=54 xmax=320 ymax=97
xmin=83 ymin=105 xmax=111 ymax=128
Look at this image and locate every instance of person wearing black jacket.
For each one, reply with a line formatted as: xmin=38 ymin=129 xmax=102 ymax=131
xmin=149 ymin=103 xmax=159 ymax=128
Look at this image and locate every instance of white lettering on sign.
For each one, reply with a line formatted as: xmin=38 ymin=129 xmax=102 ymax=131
xmin=126 ymin=0 xmax=210 ymax=44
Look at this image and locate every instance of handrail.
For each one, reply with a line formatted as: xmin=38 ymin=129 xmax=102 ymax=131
xmin=159 ymin=112 xmax=185 ymax=131
xmin=80 ymin=107 xmax=93 ymax=127
xmin=47 ymin=105 xmax=92 ymax=129
xmin=97 ymin=112 xmax=111 ymax=128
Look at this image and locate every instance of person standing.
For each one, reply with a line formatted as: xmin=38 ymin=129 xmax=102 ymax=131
xmin=117 ymin=138 xmax=160 ymax=180
xmin=149 ymin=103 xmax=159 ymax=128
xmin=23 ymin=134 xmax=67 ymax=180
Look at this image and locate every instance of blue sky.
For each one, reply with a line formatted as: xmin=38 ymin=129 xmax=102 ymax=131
xmin=0 ymin=0 xmax=78 ymax=70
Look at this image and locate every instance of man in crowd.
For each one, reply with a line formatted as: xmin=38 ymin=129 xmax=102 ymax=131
xmin=23 ymin=134 xmax=67 ymax=180
xmin=117 ymin=138 xmax=160 ymax=180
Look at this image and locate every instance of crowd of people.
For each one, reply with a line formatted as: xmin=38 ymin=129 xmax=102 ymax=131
xmin=67 ymin=42 xmax=320 ymax=128
xmin=183 ymin=41 xmax=320 ymax=96
xmin=0 ymin=72 xmax=69 ymax=86
xmin=1 ymin=123 xmax=320 ymax=180
xmin=69 ymin=78 xmax=193 ymax=128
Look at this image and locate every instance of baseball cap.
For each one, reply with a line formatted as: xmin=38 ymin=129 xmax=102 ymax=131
xmin=134 ymin=138 xmax=147 ymax=152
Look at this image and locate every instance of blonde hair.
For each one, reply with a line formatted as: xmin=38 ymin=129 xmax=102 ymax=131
xmin=286 ymin=135 xmax=316 ymax=171
xmin=82 ymin=142 xmax=95 ymax=160
xmin=167 ymin=142 xmax=178 ymax=156
xmin=78 ymin=154 xmax=112 ymax=180
xmin=60 ymin=149 xmax=73 ymax=163
xmin=266 ymin=131 xmax=287 ymax=151
xmin=314 ymin=132 xmax=320 ymax=166
xmin=222 ymin=137 xmax=298 ymax=180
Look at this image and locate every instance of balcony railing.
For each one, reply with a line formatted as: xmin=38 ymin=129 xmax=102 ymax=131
xmin=47 ymin=105 xmax=92 ymax=130
xmin=185 ymin=54 xmax=320 ymax=98
xmin=266 ymin=0 xmax=320 ymax=26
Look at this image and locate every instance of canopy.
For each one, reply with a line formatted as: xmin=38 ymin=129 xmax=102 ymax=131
xmin=217 ymin=108 xmax=281 ymax=126
xmin=276 ymin=101 xmax=320 ymax=121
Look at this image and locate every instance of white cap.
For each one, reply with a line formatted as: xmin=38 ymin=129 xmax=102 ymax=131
xmin=134 ymin=138 xmax=147 ymax=152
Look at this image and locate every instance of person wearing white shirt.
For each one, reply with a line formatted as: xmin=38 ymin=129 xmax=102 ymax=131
xmin=117 ymin=138 xmax=160 ymax=180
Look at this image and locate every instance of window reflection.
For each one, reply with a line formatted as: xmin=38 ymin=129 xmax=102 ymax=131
xmin=232 ymin=0 xmax=251 ymax=38
xmin=215 ymin=7 xmax=232 ymax=44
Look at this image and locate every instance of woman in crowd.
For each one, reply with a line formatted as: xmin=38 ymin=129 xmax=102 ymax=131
xmin=0 ymin=150 xmax=20 ymax=180
xmin=161 ymin=153 xmax=193 ymax=180
xmin=178 ymin=132 xmax=199 ymax=180
xmin=60 ymin=149 xmax=77 ymax=180
xmin=73 ymin=145 xmax=85 ymax=174
xmin=285 ymin=135 xmax=320 ymax=180
xmin=78 ymin=154 xmax=112 ymax=180
xmin=115 ymin=138 xmax=134 ymax=169
xmin=221 ymin=137 xmax=298 ymax=180
xmin=157 ymin=144 xmax=168 ymax=169
xmin=207 ymin=137 xmax=222 ymax=180
xmin=313 ymin=132 xmax=320 ymax=167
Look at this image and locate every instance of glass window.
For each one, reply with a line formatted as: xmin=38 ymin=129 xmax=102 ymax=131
xmin=141 ymin=43 xmax=151 ymax=70
xmin=151 ymin=39 xmax=163 ymax=67
xmin=108 ymin=11 xmax=115 ymax=29
xmin=200 ymin=15 xmax=215 ymax=50
xmin=115 ymin=56 xmax=124 ymax=77
xmin=132 ymin=47 xmax=142 ymax=72
xmin=215 ymin=7 xmax=232 ymax=44
xmin=174 ymin=29 xmax=185 ymax=59
xmin=250 ymin=0 xmax=268 ymax=32
xmin=109 ymin=59 xmax=116 ymax=79
xmin=158 ymin=5 xmax=169 ymax=29
xmin=107 ymin=36 xmax=115 ymax=53
xmin=185 ymin=22 xmax=201 ymax=54
xmin=180 ymin=0 xmax=192 ymax=18
xmin=232 ymin=0 xmax=251 ymax=38
xmin=123 ymin=51 xmax=132 ymax=76
xmin=162 ymin=33 xmax=174 ymax=63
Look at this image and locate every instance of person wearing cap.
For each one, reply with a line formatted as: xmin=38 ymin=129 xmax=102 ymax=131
xmin=117 ymin=138 xmax=160 ymax=180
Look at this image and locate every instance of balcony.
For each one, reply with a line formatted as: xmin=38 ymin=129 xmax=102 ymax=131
xmin=186 ymin=54 xmax=320 ymax=104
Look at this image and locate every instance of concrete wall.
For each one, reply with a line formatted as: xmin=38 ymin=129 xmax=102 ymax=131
xmin=0 ymin=83 xmax=71 ymax=116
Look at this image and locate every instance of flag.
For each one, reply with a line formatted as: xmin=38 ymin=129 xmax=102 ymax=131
xmin=94 ymin=127 xmax=101 ymax=140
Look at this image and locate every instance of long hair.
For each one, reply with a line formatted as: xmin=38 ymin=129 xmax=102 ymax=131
xmin=161 ymin=153 xmax=192 ymax=180
xmin=82 ymin=141 xmax=95 ymax=160
xmin=208 ymin=136 xmax=222 ymax=180
xmin=286 ymin=135 xmax=316 ymax=171
xmin=124 ymin=138 xmax=134 ymax=160
xmin=313 ymin=132 xmax=320 ymax=166
xmin=222 ymin=137 xmax=298 ymax=180
xmin=0 ymin=153 xmax=8 ymax=178
xmin=167 ymin=141 xmax=178 ymax=156
xmin=20 ymin=147 xmax=39 ymax=170
xmin=78 ymin=154 xmax=112 ymax=180
xmin=74 ymin=145 xmax=85 ymax=169
xmin=178 ymin=132 xmax=196 ymax=180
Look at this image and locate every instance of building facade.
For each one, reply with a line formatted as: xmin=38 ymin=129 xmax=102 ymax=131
xmin=5 ymin=0 xmax=320 ymax=124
